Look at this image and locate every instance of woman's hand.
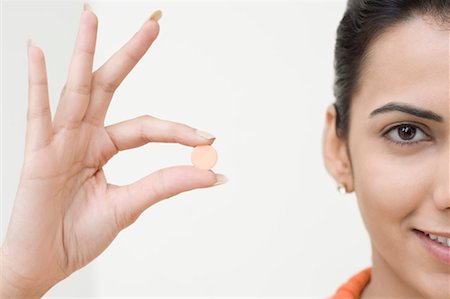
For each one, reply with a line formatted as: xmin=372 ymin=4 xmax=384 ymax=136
xmin=0 ymin=7 xmax=226 ymax=298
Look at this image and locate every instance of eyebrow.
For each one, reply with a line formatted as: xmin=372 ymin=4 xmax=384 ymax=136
xmin=369 ymin=102 xmax=444 ymax=122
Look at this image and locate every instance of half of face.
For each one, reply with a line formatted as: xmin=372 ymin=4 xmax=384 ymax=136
xmin=323 ymin=15 xmax=449 ymax=299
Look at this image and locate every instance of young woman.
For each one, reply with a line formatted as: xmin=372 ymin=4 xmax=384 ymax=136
xmin=324 ymin=1 xmax=449 ymax=298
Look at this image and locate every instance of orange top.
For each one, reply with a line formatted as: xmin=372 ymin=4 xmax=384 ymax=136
xmin=330 ymin=268 xmax=371 ymax=299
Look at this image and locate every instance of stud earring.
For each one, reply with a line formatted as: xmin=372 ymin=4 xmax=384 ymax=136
xmin=337 ymin=183 xmax=347 ymax=194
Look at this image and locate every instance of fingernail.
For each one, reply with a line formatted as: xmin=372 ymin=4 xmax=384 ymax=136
xmin=195 ymin=129 xmax=215 ymax=140
xmin=27 ymin=38 xmax=35 ymax=49
xmin=149 ymin=9 xmax=162 ymax=22
xmin=212 ymin=174 xmax=228 ymax=186
xmin=83 ymin=3 xmax=92 ymax=12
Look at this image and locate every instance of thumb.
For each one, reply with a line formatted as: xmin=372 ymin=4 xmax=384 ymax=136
xmin=110 ymin=165 xmax=226 ymax=230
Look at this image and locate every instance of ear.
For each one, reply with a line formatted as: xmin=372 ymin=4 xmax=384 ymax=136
xmin=322 ymin=103 xmax=354 ymax=192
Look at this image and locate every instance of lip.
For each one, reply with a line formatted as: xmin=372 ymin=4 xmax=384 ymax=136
xmin=413 ymin=229 xmax=450 ymax=265
xmin=416 ymin=229 xmax=450 ymax=238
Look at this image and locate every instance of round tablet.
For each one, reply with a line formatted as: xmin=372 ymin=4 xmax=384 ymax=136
xmin=191 ymin=145 xmax=218 ymax=170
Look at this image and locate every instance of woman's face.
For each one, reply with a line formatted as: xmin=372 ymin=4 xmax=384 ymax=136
xmin=324 ymin=15 xmax=449 ymax=298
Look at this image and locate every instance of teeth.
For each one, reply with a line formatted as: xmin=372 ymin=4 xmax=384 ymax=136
xmin=425 ymin=232 xmax=450 ymax=247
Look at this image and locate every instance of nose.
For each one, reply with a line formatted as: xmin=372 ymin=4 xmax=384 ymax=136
xmin=432 ymin=140 xmax=450 ymax=210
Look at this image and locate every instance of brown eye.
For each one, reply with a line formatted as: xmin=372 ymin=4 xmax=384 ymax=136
xmin=397 ymin=125 xmax=416 ymax=140
xmin=384 ymin=124 xmax=429 ymax=146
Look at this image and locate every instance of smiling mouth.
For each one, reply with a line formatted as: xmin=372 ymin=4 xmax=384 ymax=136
xmin=413 ymin=229 xmax=450 ymax=247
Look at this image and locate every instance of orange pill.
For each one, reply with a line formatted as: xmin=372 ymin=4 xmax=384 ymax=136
xmin=191 ymin=145 xmax=218 ymax=170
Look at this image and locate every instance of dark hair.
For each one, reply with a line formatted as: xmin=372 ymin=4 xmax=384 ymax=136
xmin=333 ymin=0 xmax=450 ymax=140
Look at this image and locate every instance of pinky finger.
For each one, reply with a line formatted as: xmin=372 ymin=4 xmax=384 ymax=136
xmin=26 ymin=39 xmax=53 ymax=151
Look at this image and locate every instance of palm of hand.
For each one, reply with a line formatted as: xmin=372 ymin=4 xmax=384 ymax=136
xmin=15 ymin=123 xmax=119 ymax=283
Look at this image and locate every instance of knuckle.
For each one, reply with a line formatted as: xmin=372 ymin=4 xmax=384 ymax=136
xmin=124 ymin=49 xmax=140 ymax=64
xmin=140 ymin=114 xmax=156 ymax=122
xmin=27 ymin=106 xmax=51 ymax=121
xmin=114 ymin=190 xmax=139 ymax=231
xmin=105 ymin=127 xmax=120 ymax=154
xmin=165 ymin=123 xmax=179 ymax=143
xmin=152 ymin=169 xmax=168 ymax=200
xmin=54 ymin=118 xmax=82 ymax=131
xmin=138 ymin=115 xmax=155 ymax=142
xmin=77 ymin=45 xmax=95 ymax=56
xmin=94 ymin=77 xmax=117 ymax=95
xmin=63 ymin=83 xmax=91 ymax=97
xmin=30 ymin=80 xmax=48 ymax=88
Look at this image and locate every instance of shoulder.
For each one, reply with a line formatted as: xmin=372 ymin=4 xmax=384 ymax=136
xmin=329 ymin=267 xmax=371 ymax=299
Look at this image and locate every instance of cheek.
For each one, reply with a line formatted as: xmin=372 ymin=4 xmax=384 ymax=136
xmin=351 ymin=142 xmax=434 ymax=235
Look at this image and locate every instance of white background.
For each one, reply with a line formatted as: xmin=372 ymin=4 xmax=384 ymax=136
xmin=1 ymin=1 xmax=371 ymax=297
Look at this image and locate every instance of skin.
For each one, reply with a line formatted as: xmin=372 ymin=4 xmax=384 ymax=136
xmin=0 ymin=9 xmax=226 ymax=298
xmin=323 ymin=15 xmax=449 ymax=299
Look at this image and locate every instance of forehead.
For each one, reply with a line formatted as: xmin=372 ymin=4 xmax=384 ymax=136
xmin=352 ymin=15 xmax=449 ymax=119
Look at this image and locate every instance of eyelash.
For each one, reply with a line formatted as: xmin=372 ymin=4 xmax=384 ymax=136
xmin=382 ymin=123 xmax=430 ymax=147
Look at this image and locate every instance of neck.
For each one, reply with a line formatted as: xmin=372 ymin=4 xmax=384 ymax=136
xmin=360 ymin=244 xmax=425 ymax=299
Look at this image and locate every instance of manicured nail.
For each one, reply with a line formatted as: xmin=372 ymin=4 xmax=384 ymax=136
xmin=83 ymin=3 xmax=92 ymax=12
xmin=213 ymin=174 xmax=228 ymax=186
xmin=149 ymin=9 xmax=162 ymax=22
xmin=195 ymin=129 xmax=215 ymax=140
xmin=27 ymin=38 xmax=35 ymax=49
